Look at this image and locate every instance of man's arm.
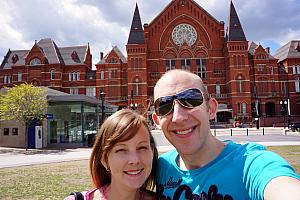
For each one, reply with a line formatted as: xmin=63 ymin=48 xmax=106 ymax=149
xmin=264 ymin=176 xmax=300 ymax=200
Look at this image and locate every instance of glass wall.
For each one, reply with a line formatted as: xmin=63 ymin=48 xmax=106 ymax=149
xmin=47 ymin=103 xmax=97 ymax=144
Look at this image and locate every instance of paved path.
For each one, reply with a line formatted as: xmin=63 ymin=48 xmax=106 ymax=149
xmin=0 ymin=128 xmax=299 ymax=169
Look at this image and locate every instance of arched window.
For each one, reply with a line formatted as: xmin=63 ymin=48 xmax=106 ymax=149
xmin=100 ymin=71 xmax=105 ymax=80
xmin=242 ymin=102 xmax=247 ymax=114
xmin=295 ymin=78 xmax=300 ymax=93
xmin=135 ymin=58 xmax=138 ymax=70
xmin=216 ymin=82 xmax=220 ymax=96
xmin=166 ymin=59 xmax=175 ymax=71
xmin=133 ymin=78 xmax=142 ymax=95
xmin=139 ymin=58 xmax=143 ymax=68
xmin=237 ymin=102 xmax=247 ymax=114
xmin=236 ymin=74 xmax=244 ymax=93
xmin=233 ymin=55 xmax=237 ymax=66
xmin=196 ymin=58 xmax=206 ymax=79
xmin=30 ymin=58 xmax=41 ymax=65
xmin=237 ymin=55 xmax=241 ymax=66
xmin=50 ymin=69 xmax=55 ymax=80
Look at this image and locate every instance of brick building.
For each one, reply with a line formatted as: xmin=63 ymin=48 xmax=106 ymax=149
xmin=96 ymin=0 xmax=300 ymax=126
xmin=0 ymin=38 xmax=95 ymax=97
xmin=1 ymin=0 xmax=300 ymax=127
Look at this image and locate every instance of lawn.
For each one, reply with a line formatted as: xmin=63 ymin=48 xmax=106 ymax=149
xmin=0 ymin=146 xmax=299 ymax=200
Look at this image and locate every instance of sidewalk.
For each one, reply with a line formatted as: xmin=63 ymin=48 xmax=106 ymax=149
xmin=0 ymin=147 xmax=92 ymax=169
xmin=1 ymin=129 xmax=300 ymax=169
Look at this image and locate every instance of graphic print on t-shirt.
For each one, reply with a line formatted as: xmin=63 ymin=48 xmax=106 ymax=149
xmin=157 ymin=176 xmax=233 ymax=200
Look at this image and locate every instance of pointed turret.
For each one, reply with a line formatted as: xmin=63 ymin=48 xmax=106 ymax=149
xmin=127 ymin=3 xmax=145 ymax=44
xmin=226 ymin=1 xmax=246 ymax=41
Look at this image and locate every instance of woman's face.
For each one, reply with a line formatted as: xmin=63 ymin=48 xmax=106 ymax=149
xmin=104 ymin=125 xmax=154 ymax=191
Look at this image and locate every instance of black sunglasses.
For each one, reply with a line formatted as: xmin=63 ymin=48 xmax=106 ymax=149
xmin=154 ymin=88 xmax=204 ymax=116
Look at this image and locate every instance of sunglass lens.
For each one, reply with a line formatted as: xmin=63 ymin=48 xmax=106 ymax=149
xmin=155 ymin=96 xmax=174 ymax=116
xmin=178 ymin=89 xmax=203 ymax=108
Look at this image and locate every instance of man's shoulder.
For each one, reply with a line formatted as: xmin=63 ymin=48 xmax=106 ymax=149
xmin=159 ymin=149 xmax=178 ymax=159
xmin=158 ymin=149 xmax=178 ymax=167
xmin=227 ymin=141 xmax=266 ymax=154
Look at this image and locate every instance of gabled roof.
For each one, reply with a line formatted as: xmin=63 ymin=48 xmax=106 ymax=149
xmin=97 ymin=46 xmax=127 ymax=64
xmin=248 ymin=41 xmax=276 ymax=59
xmin=225 ymin=1 xmax=246 ymax=41
xmin=0 ymin=38 xmax=89 ymax=69
xmin=59 ymin=45 xmax=88 ymax=65
xmin=127 ymin=3 xmax=145 ymax=44
xmin=36 ymin=38 xmax=64 ymax=64
xmin=1 ymin=49 xmax=28 ymax=69
xmin=148 ymin=0 xmax=222 ymax=27
xmin=274 ymin=40 xmax=300 ymax=62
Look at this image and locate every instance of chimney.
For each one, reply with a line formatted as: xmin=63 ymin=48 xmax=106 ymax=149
xmin=100 ymin=52 xmax=104 ymax=60
xmin=266 ymin=47 xmax=270 ymax=54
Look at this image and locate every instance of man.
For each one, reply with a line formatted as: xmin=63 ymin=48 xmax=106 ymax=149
xmin=152 ymin=69 xmax=300 ymax=200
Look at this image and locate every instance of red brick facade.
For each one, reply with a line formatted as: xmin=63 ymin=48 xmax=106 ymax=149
xmin=1 ymin=38 xmax=95 ymax=97
xmin=95 ymin=0 xmax=300 ymax=126
xmin=1 ymin=0 xmax=300 ymax=126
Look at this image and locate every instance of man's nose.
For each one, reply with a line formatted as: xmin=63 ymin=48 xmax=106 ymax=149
xmin=172 ymin=100 xmax=188 ymax=123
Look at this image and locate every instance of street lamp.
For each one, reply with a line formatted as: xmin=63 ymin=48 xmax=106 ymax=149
xmin=130 ymin=103 xmax=138 ymax=110
xmin=280 ymin=100 xmax=287 ymax=129
xmin=100 ymin=91 xmax=105 ymax=125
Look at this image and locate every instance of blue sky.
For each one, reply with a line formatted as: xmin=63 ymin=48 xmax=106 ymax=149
xmin=0 ymin=0 xmax=299 ymax=68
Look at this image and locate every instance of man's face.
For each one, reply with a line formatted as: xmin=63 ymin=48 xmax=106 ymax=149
xmin=152 ymin=72 xmax=217 ymax=156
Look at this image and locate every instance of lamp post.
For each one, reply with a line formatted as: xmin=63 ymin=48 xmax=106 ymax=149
xmin=280 ymin=100 xmax=287 ymax=129
xmin=130 ymin=103 xmax=138 ymax=110
xmin=287 ymin=98 xmax=291 ymax=129
xmin=100 ymin=91 xmax=105 ymax=125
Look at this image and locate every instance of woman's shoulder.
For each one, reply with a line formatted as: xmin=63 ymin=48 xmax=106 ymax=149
xmin=63 ymin=191 xmax=88 ymax=200
xmin=141 ymin=190 xmax=156 ymax=200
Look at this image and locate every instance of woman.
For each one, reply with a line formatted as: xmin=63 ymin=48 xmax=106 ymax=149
xmin=65 ymin=109 xmax=158 ymax=200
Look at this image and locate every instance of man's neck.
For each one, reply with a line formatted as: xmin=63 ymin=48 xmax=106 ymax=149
xmin=178 ymin=137 xmax=226 ymax=170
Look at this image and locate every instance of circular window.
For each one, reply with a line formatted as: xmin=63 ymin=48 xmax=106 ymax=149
xmin=172 ymin=24 xmax=197 ymax=47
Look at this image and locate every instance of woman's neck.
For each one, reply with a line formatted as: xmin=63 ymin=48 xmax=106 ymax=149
xmin=105 ymin=184 xmax=140 ymax=200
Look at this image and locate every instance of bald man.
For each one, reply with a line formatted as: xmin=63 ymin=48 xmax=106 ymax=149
xmin=152 ymin=69 xmax=300 ymax=200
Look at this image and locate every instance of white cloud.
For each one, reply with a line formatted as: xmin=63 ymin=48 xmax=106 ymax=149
xmin=1 ymin=0 xmax=300 ymax=66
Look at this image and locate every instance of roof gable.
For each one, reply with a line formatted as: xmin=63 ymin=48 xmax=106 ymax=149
xmin=127 ymin=3 xmax=145 ymax=44
xmin=98 ymin=46 xmax=127 ymax=64
xmin=226 ymin=1 xmax=246 ymax=41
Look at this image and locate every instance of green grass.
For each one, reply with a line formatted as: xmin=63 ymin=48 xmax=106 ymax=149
xmin=0 ymin=160 xmax=92 ymax=200
xmin=0 ymin=146 xmax=299 ymax=200
xmin=267 ymin=146 xmax=300 ymax=174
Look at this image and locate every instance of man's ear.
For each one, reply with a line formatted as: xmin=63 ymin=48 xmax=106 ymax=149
xmin=208 ymin=98 xmax=218 ymax=120
xmin=152 ymin=113 xmax=161 ymax=127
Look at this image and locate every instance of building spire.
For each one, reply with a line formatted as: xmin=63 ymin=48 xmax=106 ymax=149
xmin=225 ymin=0 xmax=246 ymax=41
xmin=127 ymin=3 xmax=145 ymax=44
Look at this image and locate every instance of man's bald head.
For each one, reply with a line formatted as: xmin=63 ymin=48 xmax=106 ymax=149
xmin=154 ymin=69 xmax=208 ymax=101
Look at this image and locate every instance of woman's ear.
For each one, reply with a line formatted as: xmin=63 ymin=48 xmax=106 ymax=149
xmin=208 ymin=98 xmax=218 ymax=120
xmin=101 ymin=158 xmax=108 ymax=171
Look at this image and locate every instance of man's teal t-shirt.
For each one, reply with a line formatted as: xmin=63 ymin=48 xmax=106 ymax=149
xmin=156 ymin=142 xmax=300 ymax=200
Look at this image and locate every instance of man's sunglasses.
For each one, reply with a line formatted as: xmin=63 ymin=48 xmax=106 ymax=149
xmin=154 ymin=88 xmax=204 ymax=116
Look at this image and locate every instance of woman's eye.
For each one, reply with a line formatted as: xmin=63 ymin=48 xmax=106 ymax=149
xmin=115 ymin=149 xmax=125 ymax=153
xmin=138 ymin=146 xmax=149 ymax=150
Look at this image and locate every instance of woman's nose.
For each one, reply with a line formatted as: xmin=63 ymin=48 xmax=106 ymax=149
xmin=128 ymin=152 xmax=140 ymax=164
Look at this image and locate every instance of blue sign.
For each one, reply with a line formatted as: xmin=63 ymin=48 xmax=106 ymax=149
xmin=45 ymin=113 xmax=54 ymax=119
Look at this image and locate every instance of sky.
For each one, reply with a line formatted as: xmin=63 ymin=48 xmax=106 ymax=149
xmin=0 ymin=0 xmax=300 ymax=69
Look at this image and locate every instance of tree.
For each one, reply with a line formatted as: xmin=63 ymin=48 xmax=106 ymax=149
xmin=0 ymin=83 xmax=48 ymax=150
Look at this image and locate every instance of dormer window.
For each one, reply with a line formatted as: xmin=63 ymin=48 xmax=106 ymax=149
xmin=11 ymin=54 xmax=19 ymax=64
xmin=30 ymin=58 xmax=41 ymax=65
xmin=256 ymin=53 xmax=266 ymax=60
xmin=295 ymin=42 xmax=300 ymax=52
xmin=71 ymin=51 xmax=80 ymax=62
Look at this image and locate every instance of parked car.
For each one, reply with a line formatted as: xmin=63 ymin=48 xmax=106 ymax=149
xmin=291 ymin=122 xmax=300 ymax=132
